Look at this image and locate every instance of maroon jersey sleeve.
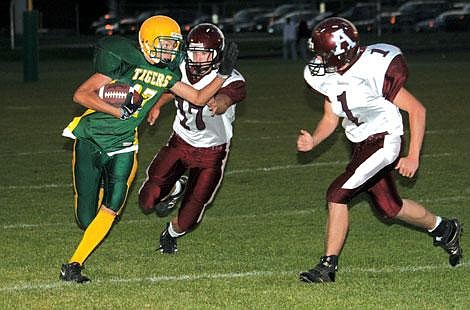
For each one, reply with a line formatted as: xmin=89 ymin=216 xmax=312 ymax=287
xmin=217 ymin=80 xmax=247 ymax=104
xmin=382 ymin=54 xmax=408 ymax=102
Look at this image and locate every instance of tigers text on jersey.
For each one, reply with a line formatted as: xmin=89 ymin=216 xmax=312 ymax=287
xmin=62 ymin=36 xmax=182 ymax=154
xmin=304 ymin=43 xmax=407 ymax=143
xmin=173 ymin=62 xmax=246 ymax=147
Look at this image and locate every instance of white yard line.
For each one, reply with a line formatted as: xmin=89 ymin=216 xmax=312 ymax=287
xmin=1 ymin=209 xmax=316 ymax=230
xmin=2 ymin=193 xmax=467 ymax=231
xmin=0 ymin=262 xmax=467 ymax=292
xmin=3 ymin=128 xmax=469 ymax=157
xmin=0 ymin=152 xmax=455 ymax=190
xmin=224 ymin=152 xmax=452 ymax=176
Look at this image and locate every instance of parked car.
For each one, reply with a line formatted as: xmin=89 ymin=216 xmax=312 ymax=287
xmin=135 ymin=9 xmax=170 ymax=26
xmin=338 ymin=2 xmax=379 ymax=32
xmin=267 ymin=10 xmax=317 ymax=34
xmin=413 ymin=17 xmax=439 ymax=32
xmin=119 ymin=16 xmax=138 ymax=35
xmin=252 ymin=12 xmax=277 ymax=32
xmin=217 ymin=7 xmax=268 ymax=33
xmin=216 ymin=17 xmax=234 ymax=33
xmin=91 ymin=12 xmax=119 ymax=36
xmin=380 ymin=0 xmax=453 ymax=32
xmin=180 ymin=14 xmax=212 ymax=33
xmin=338 ymin=2 xmax=378 ymax=22
xmin=271 ymin=3 xmax=311 ymax=18
xmin=306 ymin=11 xmax=334 ymax=30
xmin=93 ymin=9 xmax=204 ymax=36
xmin=233 ymin=8 xmax=270 ymax=32
xmin=435 ymin=3 xmax=470 ymax=31
xmin=167 ymin=9 xmax=202 ymax=34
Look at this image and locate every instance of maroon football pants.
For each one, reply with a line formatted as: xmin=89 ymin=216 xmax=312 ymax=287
xmin=139 ymin=133 xmax=228 ymax=231
xmin=326 ymin=133 xmax=404 ymax=218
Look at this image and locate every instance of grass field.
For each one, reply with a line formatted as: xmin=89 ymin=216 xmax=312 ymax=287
xmin=1 ymin=50 xmax=469 ymax=309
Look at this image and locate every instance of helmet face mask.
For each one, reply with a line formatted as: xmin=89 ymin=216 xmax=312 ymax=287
xmin=139 ymin=15 xmax=185 ymax=69
xmin=187 ymin=48 xmax=216 ymax=77
xmin=307 ymin=17 xmax=359 ymax=76
xmin=185 ymin=23 xmax=225 ymax=80
xmin=149 ymin=36 xmax=183 ymax=65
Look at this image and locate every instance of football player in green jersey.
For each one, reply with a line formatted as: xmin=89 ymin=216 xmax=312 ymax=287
xmin=59 ymin=15 xmax=238 ymax=283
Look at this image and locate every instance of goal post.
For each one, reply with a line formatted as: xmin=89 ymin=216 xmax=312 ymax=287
xmin=23 ymin=0 xmax=38 ymax=82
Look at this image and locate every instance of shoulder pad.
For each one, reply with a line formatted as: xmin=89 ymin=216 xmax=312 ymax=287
xmin=93 ymin=36 xmax=143 ymax=78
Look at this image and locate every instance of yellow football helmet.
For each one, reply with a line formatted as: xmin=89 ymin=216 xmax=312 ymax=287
xmin=138 ymin=15 xmax=184 ymax=68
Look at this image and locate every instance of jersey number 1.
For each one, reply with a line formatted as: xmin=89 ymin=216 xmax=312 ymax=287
xmin=337 ymin=91 xmax=363 ymax=126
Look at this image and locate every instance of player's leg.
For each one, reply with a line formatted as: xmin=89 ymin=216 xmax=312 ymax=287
xmin=153 ymin=175 xmax=188 ymax=217
xmin=61 ymin=150 xmax=137 ymax=283
xmin=69 ymin=150 xmax=137 ymax=260
xmin=325 ymin=202 xmax=349 ymax=257
xmin=369 ymin=169 xmax=462 ymax=266
xmin=298 ymin=201 xmax=348 ymax=283
xmin=104 ymin=150 xmax=138 ymax=215
xmin=158 ymin=145 xmax=228 ymax=254
xmin=300 ymin=133 xmax=400 ymax=283
xmin=61 ymin=139 xmax=104 ymax=283
xmin=139 ymin=136 xmax=186 ymax=214
xmin=395 ymin=199 xmax=436 ymax=228
xmin=299 ymin=191 xmax=349 ymax=283
xmin=395 ymin=199 xmax=462 ymax=266
xmin=72 ymin=139 xmax=103 ymax=229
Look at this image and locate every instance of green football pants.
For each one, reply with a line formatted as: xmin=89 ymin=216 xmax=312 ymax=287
xmin=72 ymin=139 xmax=137 ymax=229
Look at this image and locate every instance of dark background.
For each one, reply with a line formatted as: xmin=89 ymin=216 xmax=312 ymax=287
xmin=1 ymin=0 xmax=411 ymax=35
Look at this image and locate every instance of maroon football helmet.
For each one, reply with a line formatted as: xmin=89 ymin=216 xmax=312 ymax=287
xmin=185 ymin=23 xmax=225 ymax=81
xmin=308 ymin=17 xmax=360 ymax=76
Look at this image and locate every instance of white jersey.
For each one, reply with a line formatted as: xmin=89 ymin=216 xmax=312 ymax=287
xmin=173 ymin=62 xmax=245 ymax=147
xmin=304 ymin=43 xmax=405 ymax=143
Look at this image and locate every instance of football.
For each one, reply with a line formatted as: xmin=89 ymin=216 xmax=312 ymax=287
xmin=98 ymin=83 xmax=143 ymax=108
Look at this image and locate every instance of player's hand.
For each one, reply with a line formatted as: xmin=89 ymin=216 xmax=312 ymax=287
xmin=297 ymin=129 xmax=315 ymax=152
xmin=217 ymin=41 xmax=238 ymax=77
xmin=207 ymin=97 xmax=217 ymax=116
xmin=120 ymin=91 xmax=142 ymax=120
xmin=147 ymin=107 xmax=161 ymax=125
xmin=395 ymin=156 xmax=419 ymax=178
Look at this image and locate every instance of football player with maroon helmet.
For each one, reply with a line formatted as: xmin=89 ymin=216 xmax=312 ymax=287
xmin=297 ymin=17 xmax=462 ymax=283
xmin=139 ymin=23 xmax=246 ymax=254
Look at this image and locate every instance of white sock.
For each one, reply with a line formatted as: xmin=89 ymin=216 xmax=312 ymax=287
xmin=171 ymin=181 xmax=182 ymax=196
xmin=168 ymin=222 xmax=185 ymax=238
xmin=428 ymin=216 xmax=442 ymax=233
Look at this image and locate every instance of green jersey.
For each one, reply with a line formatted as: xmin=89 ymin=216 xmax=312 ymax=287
xmin=63 ymin=36 xmax=181 ymax=153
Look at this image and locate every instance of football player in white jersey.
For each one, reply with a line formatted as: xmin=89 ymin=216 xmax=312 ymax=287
xmin=297 ymin=17 xmax=462 ymax=283
xmin=139 ymin=23 xmax=246 ymax=254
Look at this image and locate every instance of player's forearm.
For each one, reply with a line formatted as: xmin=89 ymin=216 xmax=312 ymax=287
xmin=154 ymin=92 xmax=175 ymax=109
xmin=407 ymin=104 xmax=426 ymax=159
xmin=172 ymin=77 xmax=226 ymax=106
xmin=312 ymin=116 xmax=338 ymax=146
xmin=73 ymin=90 xmax=121 ymax=118
xmin=73 ymin=73 xmax=120 ymax=117
xmin=195 ymin=76 xmax=226 ymax=105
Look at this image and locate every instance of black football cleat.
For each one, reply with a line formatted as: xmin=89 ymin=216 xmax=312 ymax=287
xmin=300 ymin=256 xmax=338 ymax=283
xmin=155 ymin=176 xmax=188 ymax=217
xmin=433 ymin=219 xmax=463 ymax=267
xmin=59 ymin=262 xmax=90 ymax=283
xmin=157 ymin=223 xmax=178 ymax=254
